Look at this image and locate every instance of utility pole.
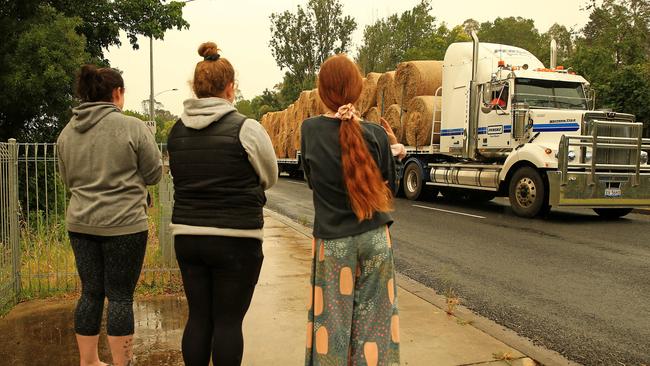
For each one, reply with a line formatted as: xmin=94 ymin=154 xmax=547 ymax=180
xmin=149 ymin=36 xmax=155 ymax=123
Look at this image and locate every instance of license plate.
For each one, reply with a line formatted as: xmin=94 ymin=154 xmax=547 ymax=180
xmin=605 ymin=188 xmax=622 ymax=198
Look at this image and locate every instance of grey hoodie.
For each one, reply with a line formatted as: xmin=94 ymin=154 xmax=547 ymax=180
xmin=57 ymin=102 xmax=162 ymax=236
xmin=169 ymin=97 xmax=278 ymax=239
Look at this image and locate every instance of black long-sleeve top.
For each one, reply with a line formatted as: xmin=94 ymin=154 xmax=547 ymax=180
xmin=300 ymin=116 xmax=396 ymax=240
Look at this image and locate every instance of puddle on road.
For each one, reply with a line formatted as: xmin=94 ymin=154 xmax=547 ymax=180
xmin=0 ymin=296 xmax=189 ymax=366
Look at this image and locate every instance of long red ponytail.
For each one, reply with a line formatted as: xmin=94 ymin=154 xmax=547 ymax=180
xmin=318 ymin=55 xmax=392 ymax=221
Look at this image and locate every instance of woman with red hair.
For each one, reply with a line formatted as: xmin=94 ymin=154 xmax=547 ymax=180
xmin=302 ymin=54 xmax=404 ymax=366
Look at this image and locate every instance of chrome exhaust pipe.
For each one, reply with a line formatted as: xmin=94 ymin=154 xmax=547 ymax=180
xmin=550 ymin=38 xmax=557 ymax=69
xmin=466 ymin=31 xmax=480 ymax=159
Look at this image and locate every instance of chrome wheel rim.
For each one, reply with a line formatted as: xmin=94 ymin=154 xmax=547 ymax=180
xmin=407 ymin=170 xmax=418 ymax=194
xmin=515 ymin=177 xmax=537 ymax=208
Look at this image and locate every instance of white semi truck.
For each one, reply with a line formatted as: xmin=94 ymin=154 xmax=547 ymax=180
xmin=282 ymin=33 xmax=650 ymax=218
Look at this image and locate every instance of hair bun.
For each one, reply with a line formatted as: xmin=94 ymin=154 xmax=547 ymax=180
xmin=198 ymin=42 xmax=220 ymax=59
xmin=79 ymin=64 xmax=98 ymax=81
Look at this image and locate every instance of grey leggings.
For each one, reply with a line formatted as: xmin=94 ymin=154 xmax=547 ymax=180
xmin=69 ymin=231 xmax=147 ymax=336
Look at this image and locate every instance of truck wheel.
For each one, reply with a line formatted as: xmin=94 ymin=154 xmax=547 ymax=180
xmin=403 ymin=163 xmax=424 ymax=200
xmin=508 ymin=166 xmax=549 ymax=218
xmin=593 ymin=208 xmax=632 ymax=219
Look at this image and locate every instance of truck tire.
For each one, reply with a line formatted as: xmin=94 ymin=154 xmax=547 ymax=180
xmin=593 ymin=208 xmax=632 ymax=219
xmin=403 ymin=163 xmax=424 ymax=200
xmin=508 ymin=166 xmax=549 ymax=218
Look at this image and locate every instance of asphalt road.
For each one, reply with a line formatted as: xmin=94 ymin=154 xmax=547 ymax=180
xmin=266 ymin=177 xmax=650 ymax=366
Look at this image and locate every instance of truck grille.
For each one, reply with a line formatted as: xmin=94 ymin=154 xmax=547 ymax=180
xmin=584 ymin=112 xmax=637 ymax=168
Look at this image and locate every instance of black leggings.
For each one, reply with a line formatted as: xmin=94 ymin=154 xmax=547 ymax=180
xmin=175 ymin=235 xmax=264 ymax=366
xmin=69 ymin=231 xmax=147 ymax=336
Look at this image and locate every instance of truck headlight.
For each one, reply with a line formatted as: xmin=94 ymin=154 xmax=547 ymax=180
xmin=585 ymin=151 xmax=593 ymax=163
xmin=568 ymin=151 xmax=576 ymax=161
xmin=641 ymin=151 xmax=649 ymax=165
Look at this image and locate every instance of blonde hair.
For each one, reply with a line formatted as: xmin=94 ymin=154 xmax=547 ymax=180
xmin=192 ymin=42 xmax=235 ymax=98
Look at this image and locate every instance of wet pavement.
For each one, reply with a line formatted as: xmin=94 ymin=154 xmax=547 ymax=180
xmin=0 ymin=297 xmax=186 ymax=365
xmin=0 ymin=213 xmax=539 ymax=366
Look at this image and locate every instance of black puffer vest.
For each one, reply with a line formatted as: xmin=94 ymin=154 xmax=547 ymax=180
xmin=167 ymin=111 xmax=265 ymax=229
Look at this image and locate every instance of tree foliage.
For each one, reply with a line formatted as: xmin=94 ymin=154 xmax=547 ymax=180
xmin=0 ymin=5 xmax=88 ymax=141
xmin=269 ymin=0 xmax=356 ymax=102
xmin=571 ymin=0 xmax=650 ymax=127
xmin=477 ymin=17 xmax=543 ymax=56
xmin=123 ymin=108 xmax=178 ymax=143
xmin=356 ymin=0 xmax=438 ymax=73
xmin=0 ymin=0 xmax=189 ymax=141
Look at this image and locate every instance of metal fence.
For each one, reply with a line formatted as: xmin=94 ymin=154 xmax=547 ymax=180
xmin=0 ymin=140 xmax=178 ymax=313
xmin=0 ymin=140 xmax=20 ymax=313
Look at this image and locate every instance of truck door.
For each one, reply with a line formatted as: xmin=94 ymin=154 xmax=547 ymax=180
xmin=478 ymin=81 xmax=512 ymax=151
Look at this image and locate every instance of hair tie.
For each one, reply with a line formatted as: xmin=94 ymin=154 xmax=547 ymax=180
xmin=334 ymin=104 xmax=358 ymax=121
xmin=204 ymin=54 xmax=221 ymax=61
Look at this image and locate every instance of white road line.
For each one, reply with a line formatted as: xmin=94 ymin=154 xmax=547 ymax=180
xmin=287 ymin=181 xmax=306 ymax=185
xmin=412 ymin=204 xmax=486 ymax=219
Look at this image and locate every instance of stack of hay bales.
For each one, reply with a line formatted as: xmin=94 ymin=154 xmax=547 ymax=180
xmin=405 ymin=96 xmax=442 ymax=146
xmin=394 ymin=60 xmax=444 ymax=147
xmin=357 ymin=72 xmax=382 ymax=117
xmin=376 ymin=71 xmax=398 ymax=116
xmin=261 ymin=59 xmax=445 ymax=158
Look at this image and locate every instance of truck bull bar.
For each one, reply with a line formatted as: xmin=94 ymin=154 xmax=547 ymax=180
xmin=551 ymin=120 xmax=650 ymax=207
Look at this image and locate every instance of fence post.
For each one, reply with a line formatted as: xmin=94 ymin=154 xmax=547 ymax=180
xmin=8 ymin=139 xmax=21 ymax=298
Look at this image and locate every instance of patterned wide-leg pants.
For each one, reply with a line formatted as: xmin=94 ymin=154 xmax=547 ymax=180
xmin=305 ymin=225 xmax=400 ymax=366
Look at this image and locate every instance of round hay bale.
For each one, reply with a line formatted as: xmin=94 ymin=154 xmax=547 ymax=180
xmin=309 ymin=89 xmax=327 ymax=116
xmin=364 ymin=107 xmax=380 ymax=124
xmin=405 ymin=96 xmax=442 ymax=146
xmin=384 ymin=104 xmax=406 ymax=144
xmin=395 ymin=61 xmax=443 ymax=105
xmin=357 ymin=72 xmax=381 ymax=115
xmin=376 ymin=71 xmax=398 ymax=115
xmin=296 ymin=90 xmax=310 ymax=121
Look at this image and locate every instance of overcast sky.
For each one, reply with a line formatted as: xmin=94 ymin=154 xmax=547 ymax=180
xmin=105 ymin=0 xmax=592 ymax=116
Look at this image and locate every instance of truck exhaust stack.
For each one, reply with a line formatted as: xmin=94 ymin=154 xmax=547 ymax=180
xmin=466 ymin=31 xmax=480 ymax=160
xmin=550 ymin=39 xmax=557 ymax=69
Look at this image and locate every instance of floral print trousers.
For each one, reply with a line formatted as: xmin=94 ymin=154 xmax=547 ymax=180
xmin=305 ymin=225 xmax=400 ymax=366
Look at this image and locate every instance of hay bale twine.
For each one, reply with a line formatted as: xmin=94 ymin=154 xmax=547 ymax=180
xmin=358 ymin=72 xmax=381 ymax=115
xmin=364 ymin=107 xmax=380 ymax=124
xmin=384 ymin=104 xmax=406 ymax=144
xmin=376 ymin=71 xmax=398 ymax=115
xmin=395 ymin=61 xmax=443 ymax=105
xmin=405 ymin=96 xmax=442 ymax=146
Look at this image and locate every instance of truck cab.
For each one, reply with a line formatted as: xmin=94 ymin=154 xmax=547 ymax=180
xmin=402 ymin=35 xmax=650 ymax=218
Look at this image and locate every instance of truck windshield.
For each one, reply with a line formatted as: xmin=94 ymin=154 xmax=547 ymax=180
xmin=514 ymin=78 xmax=588 ymax=110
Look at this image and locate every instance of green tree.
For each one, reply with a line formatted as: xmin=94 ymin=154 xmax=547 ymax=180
xmin=0 ymin=5 xmax=88 ymax=141
xmin=124 ymin=108 xmax=178 ymax=143
xmin=570 ymin=0 xmax=650 ymax=130
xmin=235 ymin=99 xmax=255 ymax=119
xmin=477 ymin=17 xmax=543 ymax=57
xmin=537 ymin=24 xmax=575 ymax=67
xmin=269 ymin=0 xmax=356 ymax=102
xmin=403 ymin=24 xmax=471 ymax=61
xmin=356 ymin=0 xmax=436 ymax=73
xmin=2 ymin=0 xmax=189 ymax=62
xmin=462 ymin=18 xmax=480 ymax=35
xmin=0 ymin=1 xmax=189 ymax=141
